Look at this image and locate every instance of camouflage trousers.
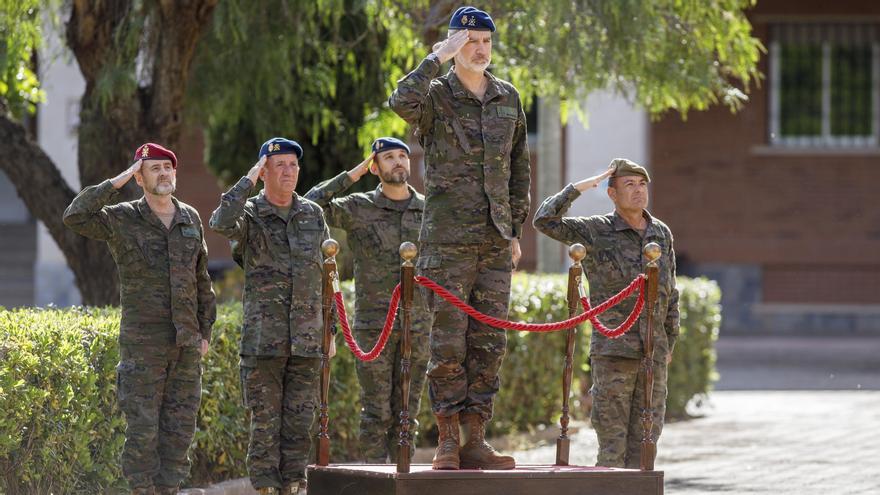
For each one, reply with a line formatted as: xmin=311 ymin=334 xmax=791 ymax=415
xmin=116 ymin=342 xmax=202 ymax=490
xmin=418 ymin=236 xmax=512 ymax=419
xmin=590 ymin=355 xmax=668 ymax=468
xmin=240 ymin=355 xmax=320 ymax=489
xmin=354 ymin=323 xmax=429 ymax=462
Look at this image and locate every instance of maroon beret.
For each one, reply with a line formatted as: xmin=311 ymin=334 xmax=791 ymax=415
xmin=134 ymin=142 xmax=178 ymax=168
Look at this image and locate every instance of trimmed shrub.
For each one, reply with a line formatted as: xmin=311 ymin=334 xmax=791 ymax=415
xmin=666 ymin=277 xmax=722 ymax=418
xmin=0 ymin=274 xmax=719 ymax=492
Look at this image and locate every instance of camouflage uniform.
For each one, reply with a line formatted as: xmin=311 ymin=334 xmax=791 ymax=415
xmin=533 ymin=184 xmax=680 ymax=468
xmin=210 ymin=177 xmax=329 ymax=489
xmin=389 ymin=55 xmax=530 ymax=420
xmin=305 ymin=173 xmax=430 ymax=462
xmin=63 ymin=180 xmax=216 ymax=491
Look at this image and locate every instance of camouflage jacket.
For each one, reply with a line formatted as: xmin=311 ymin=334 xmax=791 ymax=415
xmin=389 ymin=55 xmax=530 ymax=244
xmin=63 ymin=180 xmax=216 ymax=347
xmin=305 ymin=172 xmax=429 ymax=330
xmin=210 ymin=177 xmax=329 ymax=357
xmin=533 ymin=184 xmax=680 ymax=361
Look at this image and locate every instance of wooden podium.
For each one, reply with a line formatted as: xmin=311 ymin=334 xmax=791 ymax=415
xmin=306 ymin=464 xmax=663 ymax=495
xmin=312 ymin=242 xmax=665 ymax=495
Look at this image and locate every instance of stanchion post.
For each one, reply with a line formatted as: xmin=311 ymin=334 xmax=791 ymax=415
xmin=316 ymin=239 xmax=339 ymax=466
xmin=556 ymin=243 xmax=586 ymax=466
xmin=397 ymin=241 xmax=417 ymax=473
xmin=640 ymin=242 xmax=661 ymax=471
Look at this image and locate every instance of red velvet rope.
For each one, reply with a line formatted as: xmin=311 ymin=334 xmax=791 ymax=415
xmin=580 ymin=284 xmax=646 ymax=339
xmin=413 ymin=274 xmax=646 ymax=334
xmin=333 ymin=284 xmax=401 ymax=361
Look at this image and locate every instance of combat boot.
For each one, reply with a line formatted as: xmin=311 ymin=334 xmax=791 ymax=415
xmin=459 ymin=412 xmax=515 ymax=470
xmin=431 ymin=413 xmax=460 ymax=470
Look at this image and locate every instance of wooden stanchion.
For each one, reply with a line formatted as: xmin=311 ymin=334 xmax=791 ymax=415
xmin=397 ymin=242 xmax=417 ymax=473
xmin=556 ymin=243 xmax=586 ymax=466
xmin=316 ymin=238 xmax=339 ymax=467
xmin=639 ymin=242 xmax=661 ymax=471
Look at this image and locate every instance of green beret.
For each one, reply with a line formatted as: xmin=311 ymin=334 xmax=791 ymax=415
xmin=610 ymin=158 xmax=650 ymax=183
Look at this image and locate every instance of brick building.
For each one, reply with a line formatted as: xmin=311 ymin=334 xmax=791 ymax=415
xmin=650 ymin=0 xmax=879 ymax=332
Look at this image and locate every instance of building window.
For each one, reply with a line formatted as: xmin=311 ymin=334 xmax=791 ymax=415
xmin=770 ymin=23 xmax=879 ymax=148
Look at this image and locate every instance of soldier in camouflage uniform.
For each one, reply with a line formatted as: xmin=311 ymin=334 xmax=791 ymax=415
xmin=305 ymin=137 xmax=430 ymax=463
xmin=210 ymin=138 xmax=329 ymax=495
xmin=389 ymin=7 xmax=530 ymax=470
xmin=63 ymin=143 xmax=216 ymax=495
xmin=533 ymin=158 xmax=680 ymax=469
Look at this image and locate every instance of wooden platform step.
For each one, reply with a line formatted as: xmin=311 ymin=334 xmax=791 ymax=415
xmin=307 ymin=463 xmax=663 ymax=495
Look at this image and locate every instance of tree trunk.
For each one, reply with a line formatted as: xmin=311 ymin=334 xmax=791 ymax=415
xmin=0 ymin=0 xmax=218 ymax=305
xmin=0 ymin=114 xmax=120 ymax=305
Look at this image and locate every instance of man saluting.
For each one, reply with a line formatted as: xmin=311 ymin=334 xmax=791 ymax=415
xmin=389 ymin=6 xmax=530 ymax=470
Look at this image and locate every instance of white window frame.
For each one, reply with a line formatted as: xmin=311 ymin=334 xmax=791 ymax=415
xmin=769 ymin=23 xmax=880 ymax=149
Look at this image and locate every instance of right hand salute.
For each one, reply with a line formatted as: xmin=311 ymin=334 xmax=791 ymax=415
xmin=347 ymin=152 xmax=375 ymax=182
xmin=432 ymin=29 xmax=470 ymax=64
xmin=111 ymin=159 xmax=143 ymax=189
xmin=574 ymin=164 xmax=616 ymax=193
xmin=246 ymin=155 xmax=267 ymax=185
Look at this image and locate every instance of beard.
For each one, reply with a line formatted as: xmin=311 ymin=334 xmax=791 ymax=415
xmin=380 ymin=167 xmax=409 ymax=185
xmin=457 ymin=56 xmax=490 ymax=73
xmin=146 ymin=178 xmax=176 ymax=196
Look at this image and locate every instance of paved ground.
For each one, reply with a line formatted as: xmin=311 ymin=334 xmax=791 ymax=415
xmin=714 ymin=335 xmax=880 ymax=390
xmin=184 ymin=335 xmax=880 ymax=494
xmin=514 ymin=391 xmax=880 ymax=494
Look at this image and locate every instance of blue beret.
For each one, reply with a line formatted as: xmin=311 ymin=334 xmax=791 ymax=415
xmin=259 ymin=137 xmax=303 ymax=160
xmin=449 ymin=6 xmax=495 ymax=32
xmin=372 ymin=137 xmax=411 ymax=155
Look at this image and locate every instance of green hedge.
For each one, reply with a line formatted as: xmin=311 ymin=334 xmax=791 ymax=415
xmin=0 ymin=274 xmax=719 ymax=493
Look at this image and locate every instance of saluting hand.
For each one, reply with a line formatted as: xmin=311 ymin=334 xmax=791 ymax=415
xmin=573 ymin=164 xmax=616 ymax=192
xmin=347 ymin=152 xmax=375 ymax=182
xmin=432 ymin=29 xmax=470 ymax=64
xmin=247 ymin=155 xmax=267 ymax=185
xmin=111 ymin=159 xmax=143 ymax=189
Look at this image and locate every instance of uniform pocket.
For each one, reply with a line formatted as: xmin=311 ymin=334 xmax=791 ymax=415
xmin=239 ymin=356 xmax=258 ymax=407
xmin=115 ymin=244 xmax=145 ymax=267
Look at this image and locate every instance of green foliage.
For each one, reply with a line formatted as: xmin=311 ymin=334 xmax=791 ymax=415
xmin=494 ymin=0 xmax=763 ymax=118
xmin=0 ymin=0 xmax=46 ymax=117
xmin=0 ymin=306 xmax=125 ymax=494
xmin=189 ymin=0 xmax=763 ymax=185
xmin=1 ymin=274 xmax=719 ymax=492
xmin=666 ymin=277 xmax=722 ymax=418
xmin=188 ymin=0 xmax=412 ymax=191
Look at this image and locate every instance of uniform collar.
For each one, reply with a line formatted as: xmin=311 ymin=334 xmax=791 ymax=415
xmin=447 ymin=67 xmax=509 ymax=103
xmin=136 ymin=195 xmax=193 ymax=230
xmin=372 ymin=183 xmax=424 ymax=211
xmin=611 ymin=209 xmax=660 ymax=237
xmin=255 ymin=190 xmax=304 ymax=219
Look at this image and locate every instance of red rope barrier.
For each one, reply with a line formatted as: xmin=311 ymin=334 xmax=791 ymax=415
xmin=333 ymin=284 xmax=401 ymax=361
xmin=581 ymin=286 xmax=646 ymax=339
xmin=414 ymin=274 xmax=646 ymax=334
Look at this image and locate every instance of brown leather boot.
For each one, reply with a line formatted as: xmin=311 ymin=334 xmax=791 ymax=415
xmin=431 ymin=413 xmax=460 ymax=470
xmin=459 ymin=412 xmax=516 ymax=470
